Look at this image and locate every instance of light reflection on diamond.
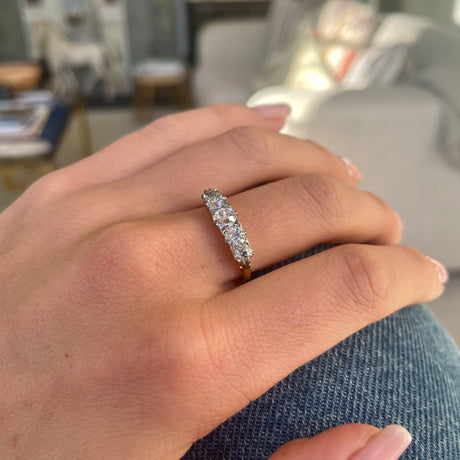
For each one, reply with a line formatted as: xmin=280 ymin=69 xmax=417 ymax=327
xmin=203 ymin=189 xmax=253 ymax=267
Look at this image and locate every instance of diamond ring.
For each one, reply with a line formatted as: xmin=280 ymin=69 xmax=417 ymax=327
xmin=202 ymin=189 xmax=253 ymax=281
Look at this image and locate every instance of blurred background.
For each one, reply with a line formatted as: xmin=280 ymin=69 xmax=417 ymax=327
xmin=0 ymin=0 xmax=459 ymax=343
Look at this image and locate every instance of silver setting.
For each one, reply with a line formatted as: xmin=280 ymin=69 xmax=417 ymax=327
xmin=202 ymin=188 xmax=253 ymax=271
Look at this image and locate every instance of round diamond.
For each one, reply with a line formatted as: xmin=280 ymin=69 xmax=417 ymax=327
xmin=233 ymin=241 xmax=252 ymax=256
xmin=241 ymin=246 xmax=253 ymax=258
xmin=203 ymin=189 xmax=228 ymax=212
xmin=202 ymin=189 xmax=221 ymax=202
xmin=202 ymin=188 xmax=253 ymax=277
xmin=213 ymin=206 xmax=236 ymax=225
xmin=229 ymin=238 xmax=246 ymax=252
xmin=222 ymin=222 xmax=243 ymax=240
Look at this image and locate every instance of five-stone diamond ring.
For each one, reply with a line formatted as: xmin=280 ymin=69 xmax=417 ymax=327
xmin=202 ymin=189 xmax=253 ymax=281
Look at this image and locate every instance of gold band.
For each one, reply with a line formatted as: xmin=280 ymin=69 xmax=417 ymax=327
xmin=241 ymin=267 xmax=252 ymax=281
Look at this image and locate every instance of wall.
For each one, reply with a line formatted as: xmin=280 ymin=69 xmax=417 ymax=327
xmin=0 ymin=0 xmax=27 ymax=61
xmin=402 ymin=0 xmax=455 ymax=24
xmin=0 ymin=0 xmax=183 ymax=65
xmin=379 ymin=0 xmax=404 ymax=12
xmin=380 ymin=0 xmax=456 ymax=24
xmin=454 ymin=0 xmax=460 ymax=24
xmin=126 ymin=0 xmax=186 ymax=65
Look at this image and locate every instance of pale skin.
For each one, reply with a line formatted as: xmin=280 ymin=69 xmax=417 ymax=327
xmin=0 ymin=104 xmax=446 ymax=459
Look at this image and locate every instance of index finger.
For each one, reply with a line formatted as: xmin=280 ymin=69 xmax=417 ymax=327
xmin=61 ymin=104 xmax=288 ymax=186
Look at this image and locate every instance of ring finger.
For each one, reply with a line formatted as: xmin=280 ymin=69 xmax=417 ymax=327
xmin=165 ymin=173 xmax=402 ymax=288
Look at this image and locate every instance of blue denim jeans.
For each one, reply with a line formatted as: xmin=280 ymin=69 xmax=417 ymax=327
xmin=183 ymin=246 xmax=460 ymax=459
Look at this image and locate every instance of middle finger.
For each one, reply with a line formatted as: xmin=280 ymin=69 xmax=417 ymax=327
xmin=113 ymin=126 xmax=361 ymax=215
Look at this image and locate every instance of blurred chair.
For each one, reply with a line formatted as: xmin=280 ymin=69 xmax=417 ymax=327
xmin=132 ymin=59 xmax=191 ymax=120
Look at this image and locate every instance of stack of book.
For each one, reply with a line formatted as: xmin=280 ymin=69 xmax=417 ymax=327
xmin=0 ymin=105 xmax=51 ymax=140
xmin=0 ymin=91 xmax=56 ymax=159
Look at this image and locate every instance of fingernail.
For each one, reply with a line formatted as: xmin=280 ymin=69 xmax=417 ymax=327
xmin=352 ymin=425 xmax=412 ymax=460
xmin=251 ymin=104 xmax=291 ymax=119
xmin=427 ymin=256 xmax=449 ymax=284
xmin=340 ymin=156 xmax=362 ymax=182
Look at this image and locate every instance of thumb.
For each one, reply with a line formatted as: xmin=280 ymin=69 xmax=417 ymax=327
xmin=268 ymin=424 xmax=412 ymax=460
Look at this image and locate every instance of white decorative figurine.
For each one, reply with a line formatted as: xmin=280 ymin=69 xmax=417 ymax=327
xmin=35 ymin=20 xmax=122 ymax=99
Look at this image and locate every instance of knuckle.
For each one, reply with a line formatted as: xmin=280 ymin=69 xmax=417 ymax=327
xmin=365 ymin=192 xmax=402 ymax=243
xmin=136 ymin=307 xmax=222 ymax=391
xmin=82 ymin=225 xmax=147 ymax=292
xmin=333 ymin=245 xmax=391 ymax=316
xmin=305 ymin=139 xmax=333 ymax=156
xmin=148 ymin=112 xmax=185 ymax=136
xmin=196 ymin=306 xmax=233 ymax=376
xmin=303 ymin=139 xmax=338 ymax=164
xmin=293 ymin=175 xmax=344 ymax=228
xmin=79 ymin=222 xmax=176 ymax=299
xmin=24 ymin=170 xmax=72 ymax=206
xmin=145 ymin=111 xmax=196 ymax=146
xmin=135 ymin=304 xmax=256 ymax=411
xmin=398 ymin=245 xmax=426 ymax=268
xmin=367 ymin=191 xmax=394 ymax=216
xmin=224 ymin=126 xmax=271 ymax=170
xmin=147 ymin=104 xmax=246 ymax=138
xmin=208 ymin=103 xmax=243 ymax=126
xmin=196 ymin=302 xmax=257 ymax=402
xmin=200 ymin=304 xmax=241 ymax=372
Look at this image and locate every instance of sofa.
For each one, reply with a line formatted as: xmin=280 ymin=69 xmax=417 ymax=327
xmin=192 ymin=4 xmax=460 ymax=270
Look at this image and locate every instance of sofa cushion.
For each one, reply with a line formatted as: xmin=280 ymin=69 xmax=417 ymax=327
xmin=262 ymin=0 xmax=310 ymax=61
xmin=343 ymin=44 xmax=410 ymax=89
xmin=316 ymin=0 xmax=379 ymax=80
xmin=412 ymin=65 xmax=460 ymax=118
xmin=283 ymin=19 xmax=336 ymax=91
xmin=410 ymin=64 xmax=460 ymax=169
xmin=253 ymin=0 xmax=311 ymax=92
xmin=316 ymin=0 xmax=379 ymax=46
xmin=370 ymin=13 xmax=433 ymax=48
xmin=281 ymin=1 xmax=379 ymax=90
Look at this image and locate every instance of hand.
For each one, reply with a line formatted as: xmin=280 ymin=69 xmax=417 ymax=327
xmin=268 ymin=424 xmax=412 ymax=459
xmin=0 ymin=104 xmax=445 ymax=459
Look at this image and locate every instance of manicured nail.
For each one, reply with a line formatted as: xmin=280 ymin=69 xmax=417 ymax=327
xmin=340 ymin=156 xmax=362 ymax=182
xmin=352 ymin=425 xmax=412 ymax=460
xmin=251 ymin=104 xmax=291 ymax=119
xmin=427 ymin=257 xmax=449 ymax=284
